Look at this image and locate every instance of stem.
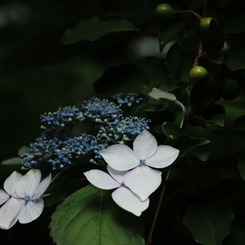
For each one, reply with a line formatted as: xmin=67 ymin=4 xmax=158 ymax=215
xmin=146 ymin=167 xmax=172 ymax=245
xmin=192 ymin=0 xmax=207 ymax=67
xmin=175 ymin=100 xmax=187 ymax=129
xmin=174 ymin=10 xmax=202 ymax=20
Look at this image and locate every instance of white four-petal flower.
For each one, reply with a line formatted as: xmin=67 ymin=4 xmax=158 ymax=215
xmin=0 ymin=169 xmax=51 ymax=229
xmin=0 ymin=171 xmax=23 ymax=229
xmin=84 ymin=165 xmax=149 ymax=216
xmin=100 ymin=130 xmax=180 ymax=201
xmin=15 ymin=169 xmax=52 ymax=224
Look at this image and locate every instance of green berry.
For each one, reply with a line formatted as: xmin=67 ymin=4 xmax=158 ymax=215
xmin=189 ymin=66 xmax=208 ymax=83
xmin=155 ymin=3 xmax=174 ymax=23
xmin=221 ymin=79 xmax=240 ymax=100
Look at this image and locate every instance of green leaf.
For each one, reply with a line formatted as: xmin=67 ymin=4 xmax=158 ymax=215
xmin=226 ymin=221 xmax=245 ymax=245
xmin=206 ymin=52 xmax=224 ymax=64
xmin=50 ymin=185 xmax=144 ymax=245
xmin=181 ymin=30 xmax=199 ymax=52
xmin=223 ymin=47 xmax=245 ymax=70
xmin=237 ymin=161 xmax=245 ymax=181
xmin=94 ymin=63 xmax=148 ymax=96
xmin=192 ymin=145 xmax=210 ymax=161
xmin=158 ymin=21 xmax=186 ymax=51
xmin=194 ymin=114 xmax=224 ymax=127
xmin=190 ymin=75 xmax=217 ymax=114
xmin=136 ymin=57 xmax=170 ymax=88
xmin=165 ymin=42 xmax=182 ymax=82
xmin=184 ymin=203 xmax=234 ymax=245
xmin=162 ymin=121 xmax=183 ymax=139
xmin=60 ymin=16 xmax=139 ymax=44
xmin=222 ymin=7 xmax=245 ymax=34
xmin=202 ymin=19 xmax=224 ymax=54
xmin=214 ymin=157 xmax=240 ymax=179
xmin=165 ymin=134 xmax=210 ymax=158
xmin=229 ymin=115 xmax=245 ymax=131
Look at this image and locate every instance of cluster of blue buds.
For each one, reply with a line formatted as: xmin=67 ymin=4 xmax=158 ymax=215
xmin=21 ymin=93 xmax=149 ymax=170
xmin=112 ymin=93 xmax=147 ymax=107
xmin=40 ymin=106 xmax=84 ymax=130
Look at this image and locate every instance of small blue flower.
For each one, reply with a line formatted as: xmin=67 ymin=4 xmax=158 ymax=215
xmin=79 ymin=97 xmax=122 ymax=123
xmin=112 ymin=93 xmax=148 ymax=107
xmin=40 ymin=106 xmax=84 ymax=130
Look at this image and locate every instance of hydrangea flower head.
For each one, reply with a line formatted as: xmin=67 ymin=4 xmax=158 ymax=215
xmin=0 ymin=171 xmax=23 ymax=229
xmin=100 ymin=130 xmax=179 ymax=201
xmin=84 ymin=166 xmax=149 ymax=216
xmin=0 ymin=169 xmax=51 ymax=229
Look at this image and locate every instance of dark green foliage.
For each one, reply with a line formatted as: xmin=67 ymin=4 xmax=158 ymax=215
xmin=1 ymin=0 xmax=245 ymax=244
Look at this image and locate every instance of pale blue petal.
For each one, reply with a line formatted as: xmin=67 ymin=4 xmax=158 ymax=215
xmin=4 ymin=171 xmax=23 ymax=195
xmin=19 ymin=198 xmax=44 ymax=224
xmin=147 ymin=145 xmax=179 ymax=168
xmin=133 ymin=130 xmax=157 ymax=160
xmin=16 ymin=169 xmax=41 ymax=198
xmin=0 ymin=190 xmax=9 ymax=205
xmin=0 ymin=198 xmax=24 ymax=229
xmin=124 ymin=166 xmax=162 ymax=201
xmin=84 ymin=170 xmax=120 ymax=190
xmin=33 ymin=173 xmax=52 ymax=199
xmin=112 ymin=187 xmax=149 ymax=216
xmin=100 ymin=144 xmax=138 ymax=171
xmin=107 ymin=165 xmax=127 ymax=184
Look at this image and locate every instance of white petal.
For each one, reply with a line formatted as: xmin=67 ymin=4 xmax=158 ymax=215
xmin=100 ymin=144 xmax=138 ymax=171
xmin=149 ymin=87 xmax=176 ymax=101
xmin=112 ymin=187 xmax=149 ymax=216
xmin=4 ymin=171 xmax=23 ymax=195
xmin=147 ymin=145 xmax=180 ymax=168
xmin=107 ymin=165 xmax=127 ymax=184
xmin=0 ymin=198 xmax=24 ymax=229
xmin=84 ymin=170 xmax=120 ymax=190
xmin=124 ymin=166 xmax=162 ymax=201
xmin=133 ymin=130 xmax=158 ymax=160
xmin=0 ymin=190 xmax=9 ymax=205
xmin=33 ymin=173 xmax=52 ymax=199
xmin=16 ymin=169 xmax=41 ymax=198
xmin=19 ymin=198 xmax=44 ymax=224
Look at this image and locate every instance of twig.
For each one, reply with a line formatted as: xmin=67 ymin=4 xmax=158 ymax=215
xmin=146 ymin=167 xmax=172 ymax=245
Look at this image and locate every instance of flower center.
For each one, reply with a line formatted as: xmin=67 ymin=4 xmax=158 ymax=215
xmin=139 ymin=159 xmax=146 ymax=166
xmin=24 ymin=195 xmax=32 ymax=204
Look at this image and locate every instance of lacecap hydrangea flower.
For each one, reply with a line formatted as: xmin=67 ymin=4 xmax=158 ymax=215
xmin=84 ymin=165 xmax=149 ymax=216
xmin=84 ymin=130 xmax=179 ymax=216
xmin=0 ymin=169 xmax=51 ymax=229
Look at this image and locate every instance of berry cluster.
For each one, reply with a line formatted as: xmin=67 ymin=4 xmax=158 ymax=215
xmin=21 ymin=93 xmax=149 ymax=170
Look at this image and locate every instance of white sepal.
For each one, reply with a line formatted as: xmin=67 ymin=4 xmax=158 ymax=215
xmin=0 ymin=190 xmax=9 ymax=205
xmin=19 ymin=198 xmax=44 ymax=224
xmin=133 ymin=130 xmax=158 ymax=160
xmin=4 ymin=171 xmax=23 ymax=195
xmin=100 ymin=144 xmax=138 ymax=171
xmin=84 ymin=170 xmax=120 ymax=190
xmin=16 ymin=169 xmax=41 ymax=198
xmin=33 ymin=173 xmax=52 ymax=198
xmin=112 ymin=187 xmax=149 ymax=216
xmin=0 ymin=198 xmax=24 ymax=229
xmin=146 ymin=145 xmax=180 ymax=168
xmin=124 ymin=166 xmax=162 ymax=201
